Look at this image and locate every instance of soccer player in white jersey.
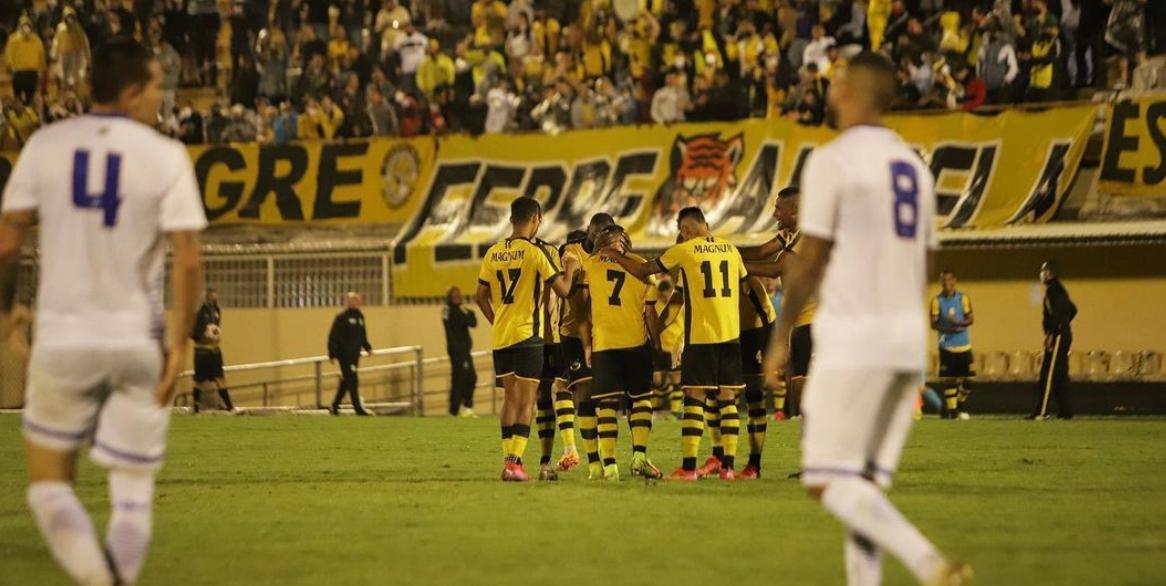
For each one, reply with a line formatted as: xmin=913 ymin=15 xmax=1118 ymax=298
xmin=0 ymin=39 xmax=205 ymax=586
xmin=762 ymin=52 xmax=972 ymax=586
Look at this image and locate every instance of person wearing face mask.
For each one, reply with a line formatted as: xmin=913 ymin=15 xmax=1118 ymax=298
xmin=6 ymin=16 xmax=46 ymax=105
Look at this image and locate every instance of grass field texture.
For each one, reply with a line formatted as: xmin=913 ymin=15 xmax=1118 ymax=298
xmin=1 ymin=414 xmax=1164 ymax=585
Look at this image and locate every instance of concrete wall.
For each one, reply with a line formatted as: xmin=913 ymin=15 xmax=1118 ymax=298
xmin=3 ymin=244 xmax=1164 ymax=410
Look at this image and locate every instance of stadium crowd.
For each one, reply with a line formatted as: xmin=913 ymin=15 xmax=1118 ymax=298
xmin=0 ymin=0 xmax=1164 ymax=147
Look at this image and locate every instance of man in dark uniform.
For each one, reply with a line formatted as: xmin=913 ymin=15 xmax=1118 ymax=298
xmin=443 ymin=286 xmax=479 ymax=417
xmin=191 ymin=288 xmax=234 ymax=412
xmin=328 ymin=292 xmax=373 ymax=416
xmin=1030 ymin=261 xmax=1077 ymax=420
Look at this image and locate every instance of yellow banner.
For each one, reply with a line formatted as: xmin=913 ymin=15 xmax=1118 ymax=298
xmin=1 ymin=137 xmax=437 ymax=225
xmin=1098 ymin=98 xmax=1166 ymax=197
xmin=392 ymin=108 xmax=1096 ymax=299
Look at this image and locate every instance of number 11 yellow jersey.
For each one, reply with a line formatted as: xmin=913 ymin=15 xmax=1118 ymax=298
xmin=656 ymin=236 xmax=747 ymax=345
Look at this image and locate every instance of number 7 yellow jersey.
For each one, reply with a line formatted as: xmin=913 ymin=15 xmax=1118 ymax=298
xmin=655 ymin=236 xmax=747 ymax=345
xmin=478 ymin=237 xmax=562 ymax=350
xmin=581 ymin=252 xmax=659 ymax=352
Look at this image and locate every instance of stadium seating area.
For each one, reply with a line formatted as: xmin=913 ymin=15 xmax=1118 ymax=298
xmin=1 ymin=0 xmax=1165 ymax=146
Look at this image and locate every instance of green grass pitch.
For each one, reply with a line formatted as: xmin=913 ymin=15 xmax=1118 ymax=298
xmin=1 ymin=414 xmax=1165 ymax=585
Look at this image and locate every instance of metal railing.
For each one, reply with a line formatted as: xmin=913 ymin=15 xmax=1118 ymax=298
xmin=178 ymin=346 xmax=424 ymax=413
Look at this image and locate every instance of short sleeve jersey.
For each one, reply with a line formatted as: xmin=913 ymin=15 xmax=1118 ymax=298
xmin=477 ymin=237 xmax=562 ymax=349
xmin=655 ymin=236 xmax=747 ymax=345
xmin=582 ymin=251 xmax=659 ymax=352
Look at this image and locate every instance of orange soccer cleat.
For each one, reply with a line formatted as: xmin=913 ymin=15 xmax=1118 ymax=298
xmin=667 ymin=468 xmax=699 ymax=481
xmin=556 ymin=451 xmax=581 ymax=472
xmin=737 ymin=465 xmax=761 ymax=479
xmin=718 ymin=467 xmax=736 ymax=481
xmin=696 ymin=457 xmax=723 ymax=478
xmin=773 ymin=411 xmax=787 ymax=421
xmin=501 ymin=462 xmax=531 ymax=482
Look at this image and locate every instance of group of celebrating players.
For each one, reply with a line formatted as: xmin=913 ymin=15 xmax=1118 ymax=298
xmin=475 ymin=192 xmax=811 ymax=483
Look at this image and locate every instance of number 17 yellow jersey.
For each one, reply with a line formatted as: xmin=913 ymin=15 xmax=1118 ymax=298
xmin=478 ymin=237 xmax=562 ymax=350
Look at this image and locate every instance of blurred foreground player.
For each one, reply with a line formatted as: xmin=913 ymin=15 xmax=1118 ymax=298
xmin=762 ymin=52 xmax=971 ymax=585
xmin=476 ymin=197 xmax=579 ymax=481
xmin=0 ymin=38 xmax=206 ymax=586
xmin=191 ymin=288 xmax=234 ymax=412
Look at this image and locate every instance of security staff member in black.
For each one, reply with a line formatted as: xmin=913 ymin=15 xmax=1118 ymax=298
xmin=1031 ymin=261 xmax=1077 ymax=420
xmin=191 ymin=288 xmax=234 ymax=412
xmin=328 ymin=292 xmax=373 ymax=416
xmin=443 ymin=286 xmax=479 ymax=417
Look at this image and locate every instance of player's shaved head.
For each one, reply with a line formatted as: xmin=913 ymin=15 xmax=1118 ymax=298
xmin=827 ymin=51 xmax=897 ymax=129
xmin=586 ymin=213 xmax=616 ymax=246
xmin=510 ymin=197 xmax=542 ymax=224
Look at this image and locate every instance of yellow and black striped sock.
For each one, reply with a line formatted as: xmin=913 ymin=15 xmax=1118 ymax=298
xmin=508 ymin=423 xmax=531 ymax=464
xmin=944 ymin=388 xmax=959 ymax=416
xmin=597 ymin=399 xmax=619 ymax=467
xmin=554 ymin=388 xmax=577 ymax=452
xmin=681 ymin=395 xmax=705 ymax=470
xmin=718 ymin=398 xmax=740 ymax=470
xmin=705 ymin=393 xmax=723 ymax=461
xmin=629 ymin=398 xmax=653 ymax=454
xmin=772 ymin=379 xmax=787 ymax=413
xmin=669 ymin=385 xmax=683 ymax=415
xmin=536 ymin=386 xmax=556 ymax=466
xmin=501 ymin=424 xmax=513 ymax=460
xmin=577 ymin=400 xmax=600 ymax=465
xmin=957 ymin=382 xmax=972 ymax=411
xmin=745 ymin=385 xmax=767 ymax=470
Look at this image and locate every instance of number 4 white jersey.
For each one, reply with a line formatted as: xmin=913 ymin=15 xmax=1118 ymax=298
xmin=799 ymin=125 xmax=936 ymax=371
xmin=1 ymin=114 xmax=207 ymax=347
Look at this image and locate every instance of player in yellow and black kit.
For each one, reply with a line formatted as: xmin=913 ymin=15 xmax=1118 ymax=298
xmin=603 ymin=207 xmax=749 ymax=480
xmin=560 ymin=215 xmax=619 ymax=480
xmin=579 ymin=224 xmax=664 ymax=481
xmin=651 ymin=274 xmax=685 ymax=417
xmin=533 ymin=238 xmax=570 ymax=480
xmin=744 ymin=187 xmax=815 ymax=418
xmin=476 ymin=198 xmax=580 ymax=482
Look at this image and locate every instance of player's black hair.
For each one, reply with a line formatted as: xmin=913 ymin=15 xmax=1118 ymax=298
xmin=677 ymin=207 xmax=707 ymax=224
xmin=589 ymin=213 xmax=615 ymax=229
xmin=91 ymin=37 xmax=155 ymax=104
xmin=510 ymin=197 xmax=542 ymax=223
xmin=847 ymin=51 xmax=897 ymax=112
xmin=777 ymin=186 xmax=800 ymax=200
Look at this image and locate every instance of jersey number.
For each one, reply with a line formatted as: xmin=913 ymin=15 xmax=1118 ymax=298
xmin=605 ymin=270 xmax=626 ymax=306
xmin=495 ymin=269 xmax=521 ymax=304
xmin=890 ymin=161 xmax=918 ymax=239
xmin=72 ymin=150 xmax=123 ymax=228
xmin=699 ymin=260 xmax=732 ymax=298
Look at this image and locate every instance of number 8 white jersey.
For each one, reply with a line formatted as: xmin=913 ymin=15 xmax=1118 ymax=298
xmin=798 ymin=125 xmax=936 ymax=372
xmin=1 ymin=114 xmax=207 ymax=347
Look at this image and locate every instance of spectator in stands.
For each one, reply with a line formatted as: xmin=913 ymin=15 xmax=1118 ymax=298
xmin=328 ymin=292 xmax=373 ymax=416
xmin=802 ymin=24 xmax=837 ymax=74
xmin=979 ymin=26 xmax=1020 ymax=104
xmin=230 ymin=54 xmax=260 ymax=110
xmin=1106 ymin=0 xmax=1149 ymax=88
xmin=416 ymin=39 xmax=456 ymax=103
xmin=178 ymin=103 xmax=206 ymax=145
xmin=272 ymin=101 xmax=299 ymax=145
xmin=485 ymin=78 xmax=520 ymax=133
xmin=443 ymin=286 xmax=479 ymax=418
xmin=375 ymin=0 xmax=411 ymax=55
xmin=1027 ymin=22 xmax=1064 ymax=102
xmin=336 ymin=73 xmax=373 ymax=138
xmin=367 ymin=84 xmax=399 ymax=136
xmin=2 ymin=96 xmax=40 ymax=149
xmin=256 ymin=29 xmax=289 ymax=103
xmin=53 ymin=7 xmax=90 ymax=94
xmin=394 ymin=21 xmax=429 ymax=90
xmin=473 ymin=0 xmax=508 ymax=48
xmin=6 ymin=16 xmax=46 ymax=105
xmin=295 ymin=53 xmax=332 ymax=103
xmin=650 ymin=70 xmax=690 ymax=124
xmin=154 ymin=35 xmax=182 ymax=119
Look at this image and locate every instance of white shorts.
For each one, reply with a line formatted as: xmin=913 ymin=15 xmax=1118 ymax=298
xmin=22 ymin=344 xmax=169 ymax=472
xmin=801 ymin=366 xmax=918 ymax=489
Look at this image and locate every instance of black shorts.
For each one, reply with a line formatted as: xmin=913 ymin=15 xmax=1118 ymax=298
xmin=541 ymin=343 xmax=562 ymax=381
xmin=557 ymin=336 xmax=593 ymax=387
xmin=740 ymin=325 xmax=772 ymax=375
xmin=193 ymin=348 xmax=224 ymax=382
xmin=592 ymin=345 xmax=654 ymax=401
xmin=681 ymin=342 xmax=745 ymax=390
xmin=789 ymin=324 xmax=813 ymax=378
xmin=652 ymin=348 xmax=674 ymax=373
xmin=939 ymin=348 xmax=974 ymax=378
xmin=493 ymin=344 xmax=543 ymax=381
